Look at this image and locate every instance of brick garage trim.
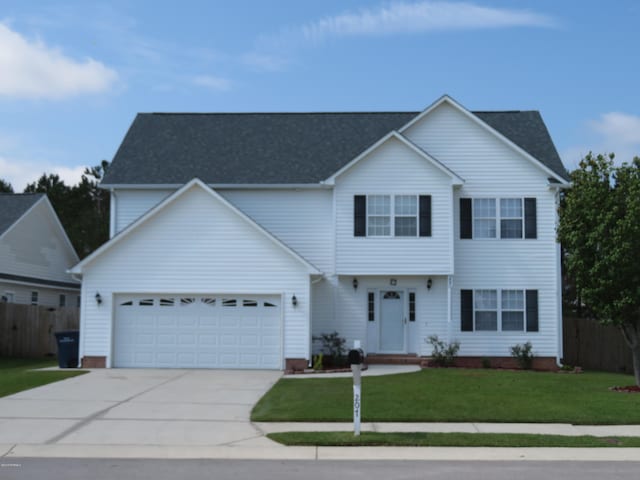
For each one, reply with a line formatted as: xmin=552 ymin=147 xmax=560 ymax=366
xmin=421 ymin=356 xmax=558 ymax=371
xmin=285 ymin=358 xmax=308 ymax=373
xmin=81 ymin=356 xmax=106 ymax=368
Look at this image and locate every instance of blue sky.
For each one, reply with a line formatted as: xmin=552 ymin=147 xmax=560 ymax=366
xmin=1 ymin=0 xmax=639 ymax=189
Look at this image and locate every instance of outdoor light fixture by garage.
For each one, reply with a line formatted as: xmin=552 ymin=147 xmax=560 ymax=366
xmin=95 ymin=292 xmax=102 ymax=305
xmin=292 ymin=295 xmax=298 ymax=307
xmin=352 ymin=278 xmax=358 ymax=290
xmin=427 ymin=278 xmax=433 ymax=290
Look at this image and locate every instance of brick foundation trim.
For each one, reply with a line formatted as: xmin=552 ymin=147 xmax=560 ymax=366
xmin=81 ymin=356 xmax=106 ymax=368
xmin=422 ymin=356 xmax=559 ymax=371
xmin=285 ymin=358 xmax=308 ymax=373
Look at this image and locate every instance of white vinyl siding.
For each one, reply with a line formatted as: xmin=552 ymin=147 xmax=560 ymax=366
xmin=0 ymin=199 xmax=79 ymax=287
xmin=312 ymin=275 xmax=448 ymax=357
xmin=404 ymin=102 xmax=560 ymax=357
xmin=220 ymin=189 xmax=333 ymax=274
xmin=113 ymin=189 xmax=174 ymax=234
xmin=0 ymin=282 xmax=79 ymax=307
xmin=335 ymin=137 xmax=453 ymax=275
xmin=80 ymin=185 xmax=312 ymax=366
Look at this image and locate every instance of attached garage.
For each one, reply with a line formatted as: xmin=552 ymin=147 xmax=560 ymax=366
xmin=113 ymin=294 xmax=282 ymax=369
xmin=72 ymin=180 xmax=319 ymax=370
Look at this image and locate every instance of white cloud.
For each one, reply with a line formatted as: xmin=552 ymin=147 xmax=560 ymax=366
xmin=192 ymin=75 xmax=231 ymax=91
xmin=241 ymin=52 xmax=288 ymax=72
xmin=0 ymin=156 xmax=86 ymax=191
xmin=0 ymin=22 xmax=118 ymax=99
xmin=561 ymin=112 xmax=640 ymax=170
xmin=300 ymin=1 xmax=555 ymax=41
xmin=590 ymin=112 xmax=640 ymax=145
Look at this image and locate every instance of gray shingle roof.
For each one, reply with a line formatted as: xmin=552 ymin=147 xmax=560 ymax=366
xmin=102 ymin=110 xmax=568 ymax=186
xmin=0 ymin=194 xmax=44 ymax=236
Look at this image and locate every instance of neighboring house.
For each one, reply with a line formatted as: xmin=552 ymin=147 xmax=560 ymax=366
xmin=70 ymin=95 xmax=569 ymax=370
xmin=0 ymin=194 xmax=80 ymax=307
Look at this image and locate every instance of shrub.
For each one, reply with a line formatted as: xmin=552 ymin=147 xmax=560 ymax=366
xmin=511 ymin=342 xmax=535 ymax=369
xmin=312 ymin=353 xmax=324 ymax=370
xmin=313 ymin=331 xmax=347 ymax=366
xmin=481 ymin=357 xmax=492 ymax=369
xmin=426 ymin=335 xmax=460 ymax=367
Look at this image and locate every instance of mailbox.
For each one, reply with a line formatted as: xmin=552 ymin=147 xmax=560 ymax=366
xmin=348 ymin=348 xmax=364 ymax=365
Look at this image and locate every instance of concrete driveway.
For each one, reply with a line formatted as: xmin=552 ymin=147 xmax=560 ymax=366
xmin=0 ymin=369 xmax=282 ymax=448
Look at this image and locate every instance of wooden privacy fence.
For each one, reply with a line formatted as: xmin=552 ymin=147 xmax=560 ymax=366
xmin=0 ymin=303 xmax=79 ymax=358
xmin=563 ymin=316 xmax=634 ymax=374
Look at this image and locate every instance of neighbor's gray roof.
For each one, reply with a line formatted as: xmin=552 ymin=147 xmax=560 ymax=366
xmin=0 ymin=194 xmax=44 ymax=236
xmin=102 ymin=110 xmax=568 ymax=186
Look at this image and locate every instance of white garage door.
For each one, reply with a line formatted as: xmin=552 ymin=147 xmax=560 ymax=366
xmin=113 ymin=294 xmax=282 ymax=369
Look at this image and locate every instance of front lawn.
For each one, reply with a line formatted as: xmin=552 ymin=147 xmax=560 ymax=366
xmin=268 ymin=431 xmax=640 ymax=448
xmin=251 ymin=369 xmax=640 ymax=424
xmin=0 ymin=358 xmax=87 ymax=398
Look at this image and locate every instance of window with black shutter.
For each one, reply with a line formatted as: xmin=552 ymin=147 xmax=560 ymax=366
xmin=419 ymin=195 xmax=431 ymax=237
xmin=354 ymin=195 xmax=366 ymax=237
xmin=460 ymin=198 xmax=472 ymax=239
xmin=461 ymin=290 xmax=473 ymax=331
xmin=526 ymin=290 xmax=539 ymax=332
xmin=524 ymin=198 xmax=537 ymax=239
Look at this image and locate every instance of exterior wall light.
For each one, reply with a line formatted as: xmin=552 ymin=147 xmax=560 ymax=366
xmin=390 ymin=278 xmax=397 ymax=286
xmin=427 ymin=278 xmax=433 ymax=290
xmin=292 ymin=295 xmax=298 ymax=307
xmin=95 ymin=292 xmax=103 ymax=305
xmin=352 ymin=278 xmax=358 ymax=290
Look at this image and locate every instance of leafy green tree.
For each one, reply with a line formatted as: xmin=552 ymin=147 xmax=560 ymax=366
xmin=0 ymin=178 xmax=13 ymax=193
xmin=23 ymin=161 xmax=110 ymax=258
xmin=558 ymin=153 xmax=640 ymax=385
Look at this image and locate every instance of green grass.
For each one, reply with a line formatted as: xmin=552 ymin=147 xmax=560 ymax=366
xmin=268 ymin=431 xmax=640 ymax=448
xmin=0 ymin=357 xmax=87 ymax=398
xmin=251 ymin=369 xmax=640 ymax=424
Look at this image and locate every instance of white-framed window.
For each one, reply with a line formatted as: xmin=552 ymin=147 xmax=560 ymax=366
xmin=59 ymin=294 xmax=66 ymax=307
xmin=468 ymin=197 xmax=528 ymax=239
xmin=473 ymin=289 xmax=526 ymax=332
xmin=394 ymin=195 xmax=418 ymax=237
xmin=367 ymin=195 xmax=419 ymax=237
xmin=367 ymin=195 xmax=391 ymax=236
xmin=2 ymin=291 xmax=14 ymax=303
xmin=473 ymin=199 xmax=497 ymax=238
xmin=501 ymin=289 xmax=525 ymax=331
xmin=474 ymin=289 xmax=498 ymax=330
xmin=31 ymin=291 xmax=39 ymax=305
xmin=500 ymin=198 xmax=524 ymax=239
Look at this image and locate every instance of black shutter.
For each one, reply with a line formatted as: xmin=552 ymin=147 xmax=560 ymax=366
xmin=419 ymin=195 xmax=432 ymax=237
xmin=461 ymin=290 xmax=473 ymax=331
xmin=460 ymin=198 xmax=472 ymax=239
xmin=524 ymin=198 xmax=537 ymax=239
xmin=526 ymin=290 xmax=539 ymax=332
xmin=354 ymin=195 xmax=366 ymax=237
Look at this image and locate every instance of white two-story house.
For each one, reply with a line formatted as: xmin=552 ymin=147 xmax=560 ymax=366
xmin=70 ymin=95 xmax=569 ymax=370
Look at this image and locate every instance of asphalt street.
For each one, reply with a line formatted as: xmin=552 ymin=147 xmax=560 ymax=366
xmin=2 ymin=459 xmax=639 ymax=480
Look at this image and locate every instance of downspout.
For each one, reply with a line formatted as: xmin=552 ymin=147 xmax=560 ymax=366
xmin=309 ymin=275 xmax=324 ymax=366
xmin=70 ymin=272 xmax=83 ymax=367
xmin=550 ymin=184 xmax=565 ymax=368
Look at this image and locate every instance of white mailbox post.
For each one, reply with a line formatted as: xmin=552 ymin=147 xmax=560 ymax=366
xmin=348 ymin=340 xmax=364 ymax=436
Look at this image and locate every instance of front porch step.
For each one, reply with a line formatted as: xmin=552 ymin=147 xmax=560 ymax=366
xmin=366 ymin=354 xmax=423 ymax=365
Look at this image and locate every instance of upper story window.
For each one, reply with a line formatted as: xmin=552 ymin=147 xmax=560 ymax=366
xmin=367 ymin=195 xmax=391 ymax=236
xmin=460 ymin=197 xmax=536 ymax=239
xmin=59 ymin=294 xmax=66 ymax=307
xmin=355 ymin=195 xmax=431 ymax=238
xmin=31 ymin=291 xmax=39 ymax=305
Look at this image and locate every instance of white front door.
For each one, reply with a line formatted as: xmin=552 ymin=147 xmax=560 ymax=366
xmin=379 ymin=290 xmax=405 ymax=353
